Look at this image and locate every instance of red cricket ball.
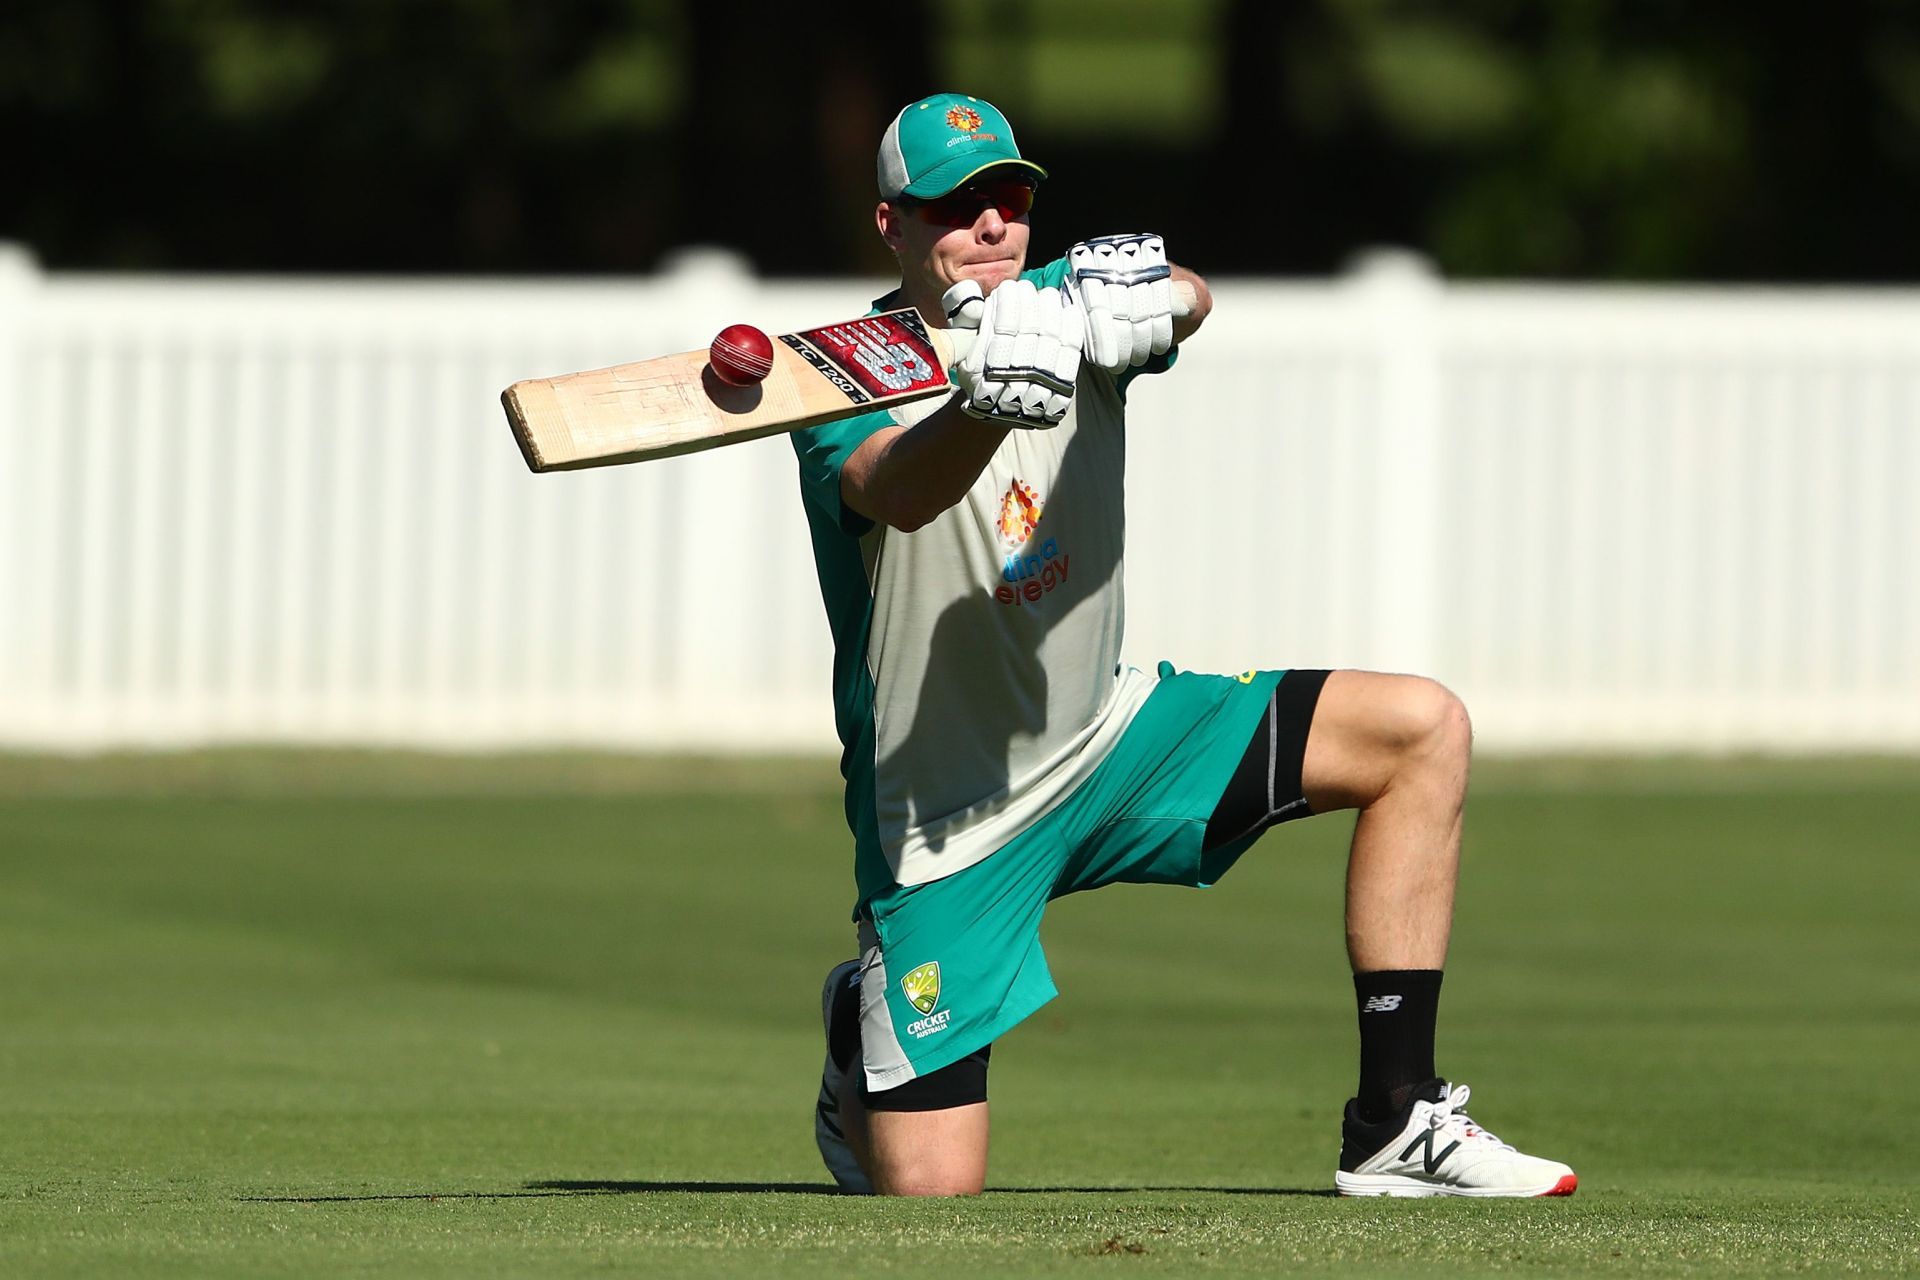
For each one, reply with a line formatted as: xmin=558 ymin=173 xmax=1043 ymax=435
xmin=709 ymin=324 xmax=775 ymax=387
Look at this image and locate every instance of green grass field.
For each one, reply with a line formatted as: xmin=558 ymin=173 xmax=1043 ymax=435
xmin=1 ymin=752 xmax=1915 ymax=1277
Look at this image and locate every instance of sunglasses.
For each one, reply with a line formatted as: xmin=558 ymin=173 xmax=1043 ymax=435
xmin=899 ymin=179 xmax=1037 ymax=229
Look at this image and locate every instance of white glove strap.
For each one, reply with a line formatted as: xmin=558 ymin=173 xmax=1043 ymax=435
xmin=1067 ymin=234 xmax=1174 ymax=372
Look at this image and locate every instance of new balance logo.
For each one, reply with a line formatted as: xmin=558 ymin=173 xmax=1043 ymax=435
xmin=1362 ymin=995 xmax=1403 ymax=1013
xmin=1399 ymin=1127 xmax=1462 ymax=1175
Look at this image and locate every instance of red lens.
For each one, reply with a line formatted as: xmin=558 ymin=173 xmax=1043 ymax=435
xmin=912 ymin=180 xmax=1035 ymax=228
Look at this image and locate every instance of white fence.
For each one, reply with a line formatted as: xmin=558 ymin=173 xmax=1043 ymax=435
xmin=1 ymin=243 xmax=1916 ymax=753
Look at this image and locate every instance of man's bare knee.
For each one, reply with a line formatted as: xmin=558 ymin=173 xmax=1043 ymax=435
xmin=1375 ymin=678 xmax=1471 ymax=810
xmin=1405 ymin=679 xmax=1472 ymax=772
xmin=1304 ymin=673 xmax=1471 ymax=811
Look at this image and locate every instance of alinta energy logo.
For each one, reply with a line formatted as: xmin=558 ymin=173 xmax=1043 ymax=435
xmin=942 ymin=103 xmax=998 ymax=148
xmin=993 ymin=478 xmax=1070 ymax=607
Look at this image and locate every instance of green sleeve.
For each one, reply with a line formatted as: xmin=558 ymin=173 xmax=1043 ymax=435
xmin=791 ymin=407 xmax=894 ymax=537
xmin=1024 ymin=257 xmax=1071 ymax=289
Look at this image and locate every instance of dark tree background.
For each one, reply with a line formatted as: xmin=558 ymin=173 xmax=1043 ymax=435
xmin=5 ymin=0 xmax=1917 ymax=281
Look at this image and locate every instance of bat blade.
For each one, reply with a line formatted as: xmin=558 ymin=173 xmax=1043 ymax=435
xmin=504 ymin=308 xmax=957 ymax=472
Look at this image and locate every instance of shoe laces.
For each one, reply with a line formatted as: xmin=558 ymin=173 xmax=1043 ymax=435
xmin=1427 ymin=1083 xmax=1514 ymax=1152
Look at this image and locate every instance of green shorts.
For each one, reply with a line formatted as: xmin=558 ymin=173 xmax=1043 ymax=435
xmin=855 ymin=662 xmax=1295 ymax=1092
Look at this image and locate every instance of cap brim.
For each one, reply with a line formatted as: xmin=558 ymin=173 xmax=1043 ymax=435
xmin=902 ymin=157 xmax=1048 ymax=199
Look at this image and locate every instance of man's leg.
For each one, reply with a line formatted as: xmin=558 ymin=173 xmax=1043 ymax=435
xmin=1300 ymin=671 xmax=1464 ymax=1122
xmin=1295 ymin=671 xmax=1464 ymax=1122
xmin=1204 ymin=668 xmax=1464 ymax=1116
xmin=818 ymin=960 xmax=992 ymax=1196
xmin=816 ymin=915 xmax=1010 ymax=1196
xmin=838 ymin=1078 xmax=989 ymax=1196
xmin=1298 ymin=670 xmax=1465 ymax=977
xmin=1282 ymin=670 xmax=1574 ymax=1196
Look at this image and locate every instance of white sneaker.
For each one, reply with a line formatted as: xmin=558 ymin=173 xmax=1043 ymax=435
xmin=1335 ymin=1080 xmax=1577 ymax=1198
xmin=814 ymin=960 xmax=873 ymax=1194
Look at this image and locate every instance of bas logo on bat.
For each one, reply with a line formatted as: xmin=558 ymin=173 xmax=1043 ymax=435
xmin=780 ymin=314 xmax=945 ymax=404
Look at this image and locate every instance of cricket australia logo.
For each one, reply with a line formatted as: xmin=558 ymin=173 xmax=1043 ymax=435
xmin=901 ymin=962 xmax=952 ymax=1040
xmin=902 ymin=962 xmax=941 ymax=1015
xmin=946 ymin=105 xmax=983 ymax=133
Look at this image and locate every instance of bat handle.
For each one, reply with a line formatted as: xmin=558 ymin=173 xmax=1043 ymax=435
xmin=940 ymin=277 xmax=1198 ymax=332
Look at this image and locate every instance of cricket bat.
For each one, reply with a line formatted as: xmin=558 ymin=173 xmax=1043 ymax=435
xmin=503 ymin=279 xmax=1196 ymax=473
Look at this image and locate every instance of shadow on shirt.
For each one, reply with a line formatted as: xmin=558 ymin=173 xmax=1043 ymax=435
xmin=875 ymin=379 xmax=1128 ymax=857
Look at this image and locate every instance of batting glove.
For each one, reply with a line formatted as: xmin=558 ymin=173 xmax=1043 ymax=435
xmin=949 ymin=279 xmax=1083 ymax=429
xmin=1067 ymin=234 xmax=1175 ymax=373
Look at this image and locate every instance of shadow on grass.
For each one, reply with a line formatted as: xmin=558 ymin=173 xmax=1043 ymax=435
xmin=240 ymin=1179 xmax=1334 ymax=1203
xmin=532 ymin=1181 xmax=1334 ymax=1198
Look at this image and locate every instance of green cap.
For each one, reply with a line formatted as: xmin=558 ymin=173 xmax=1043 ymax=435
xmin=876 ymin=93 xmax=1047 ymax=199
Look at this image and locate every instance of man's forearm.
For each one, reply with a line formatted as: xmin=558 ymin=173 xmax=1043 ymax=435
xmin=1171 ymin=265 xmax=1211 ymax=344
xmin=840 ymin=395 xmax=1009 ymax=533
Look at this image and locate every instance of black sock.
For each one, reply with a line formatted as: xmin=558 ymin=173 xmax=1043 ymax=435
xmin=1353 ymin=970 xmax=1443 ymax=1123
